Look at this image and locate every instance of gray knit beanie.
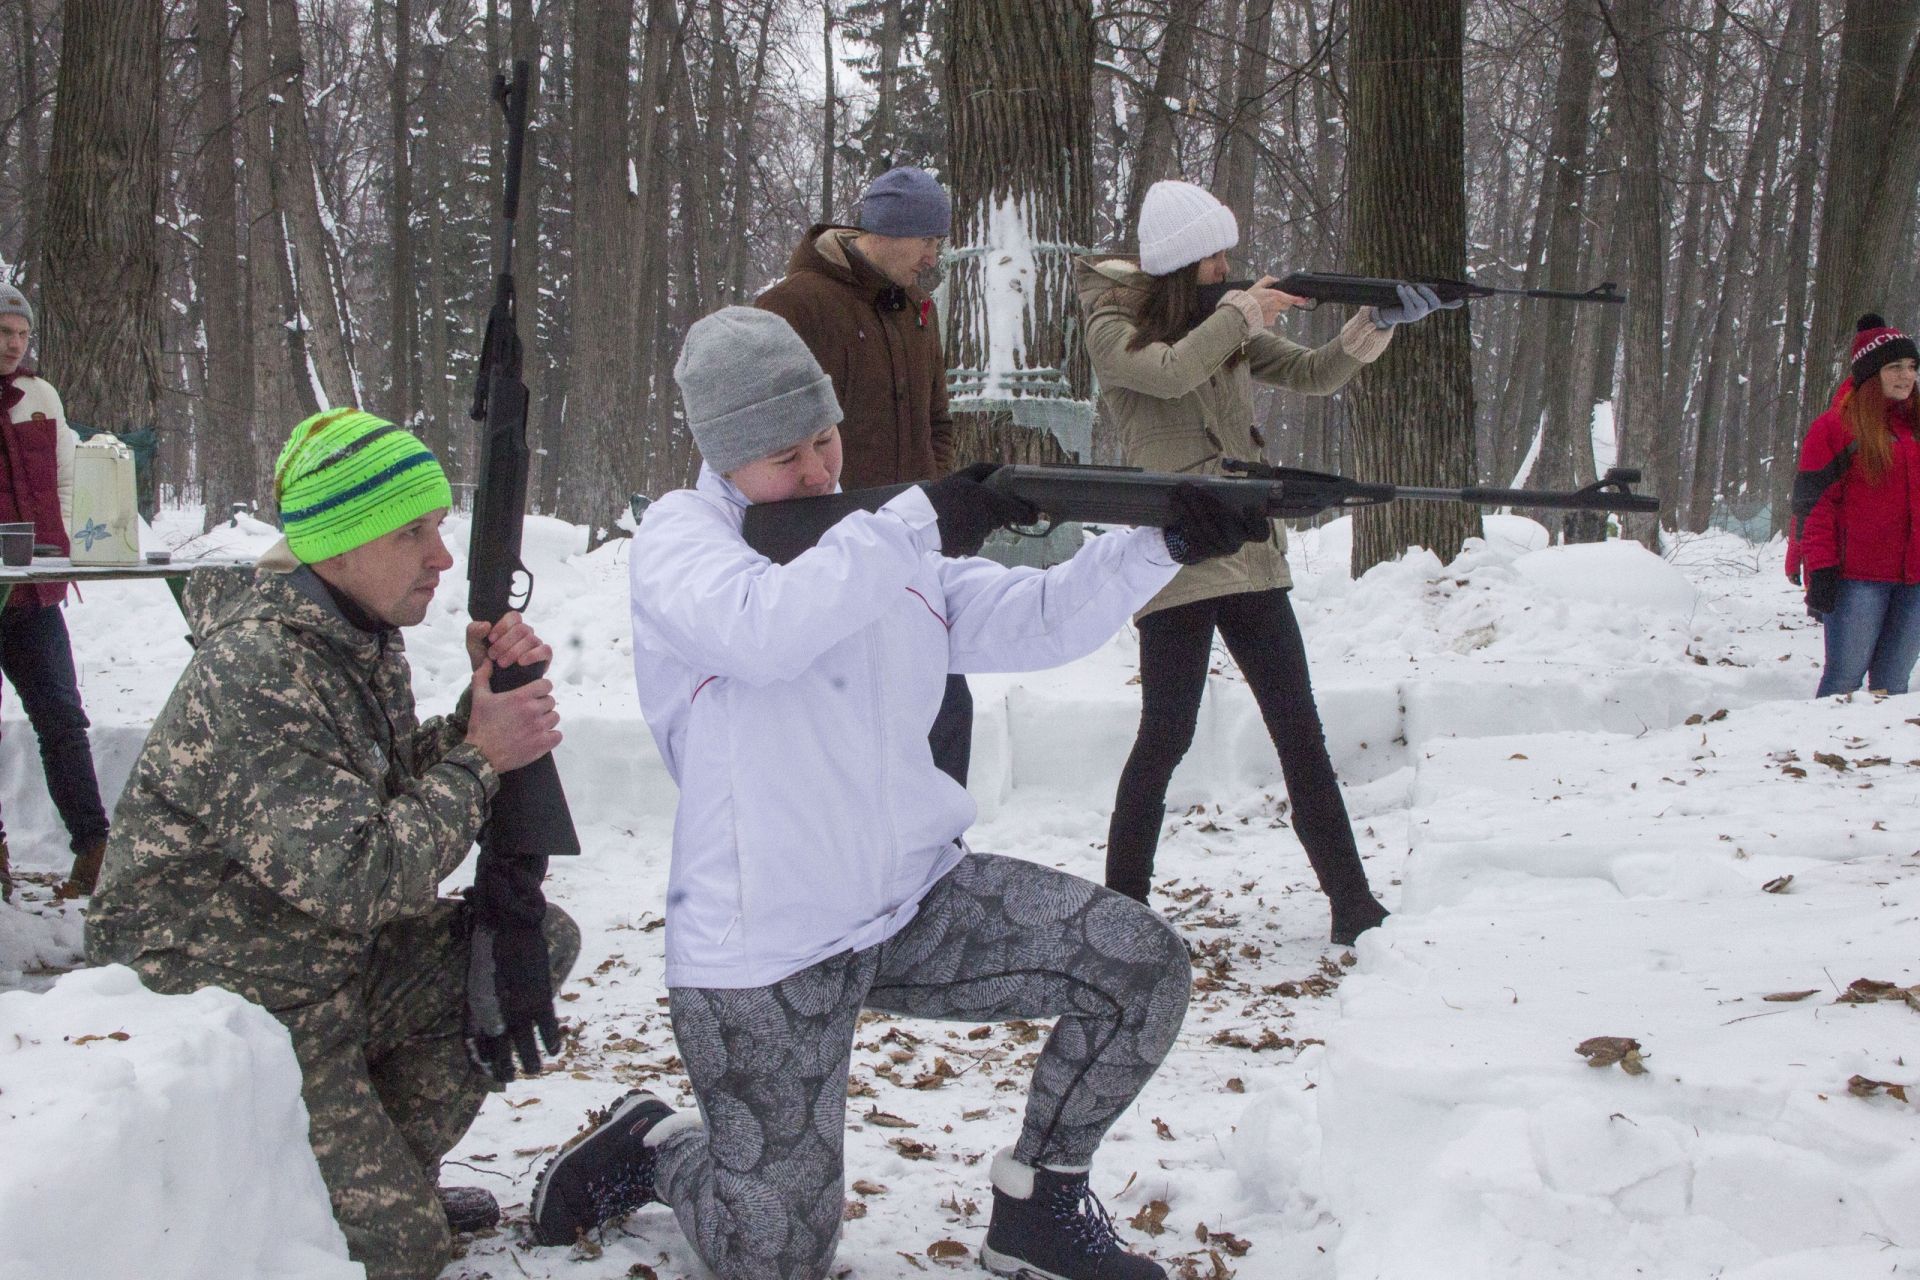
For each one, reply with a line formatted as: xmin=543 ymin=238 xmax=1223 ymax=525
xmin=0 ymin=285 xmax=32 ymax=329
xmin=675 ymin=307 xmax=843 ymax=475
xmin=856 ymin=166 xmax=952 ymax=239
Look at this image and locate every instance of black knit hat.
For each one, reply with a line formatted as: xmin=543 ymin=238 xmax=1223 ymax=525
xmin=1851 ymin=312 xmax=1919 ymax=389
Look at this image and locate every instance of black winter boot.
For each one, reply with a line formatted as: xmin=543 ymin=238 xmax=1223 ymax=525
xmin=437 ymin=1185 xmax=500 ymax=1234
xmin=529 ymin=1090 xmax=677 ymax=1245
xmin=981 ymin=1149 xmax=1165 ymax=1280
xmin=1329 ymin=896 xmax=1389 ymax=947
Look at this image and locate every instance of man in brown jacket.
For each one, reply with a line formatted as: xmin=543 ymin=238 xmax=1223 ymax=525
xmin=757 ymin=166 xmax=975 ymax=783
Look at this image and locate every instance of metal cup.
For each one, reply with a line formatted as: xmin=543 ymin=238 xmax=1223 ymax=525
xmin=0 ymin=530 xmax=33 ymax=567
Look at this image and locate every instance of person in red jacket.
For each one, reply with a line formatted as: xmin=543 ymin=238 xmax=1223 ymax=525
xmin=0 ymin=284 xmax=110 ymax=900
xmin=1789 ymin=312 xmax=1920 ymax=696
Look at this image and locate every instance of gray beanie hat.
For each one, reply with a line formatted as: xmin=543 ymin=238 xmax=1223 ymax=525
xmin=856 ymin=166 xmax=952 ymax=239
xmin=0 ymin=285 xmax=31 ymax=329
xmin=675 ymin=307 xmax=843 ymax=475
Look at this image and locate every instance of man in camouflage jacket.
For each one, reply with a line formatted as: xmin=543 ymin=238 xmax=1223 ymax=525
xmin=87 ymin=409 xmax=574 ymax=1280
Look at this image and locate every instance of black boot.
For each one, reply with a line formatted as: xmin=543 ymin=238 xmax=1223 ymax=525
xmin=981 ymin=1149 xmax=1165 ymax=1280
xmin=529 ymin=1090 xmax=677 ymax=1246
xmin=0 ymin=836 xmax=12 ymax=903
xmin=1105 ymin=794 xmax=1165 ymax=904
xmin=437 ymin=1185 xmax=500 ymax=1234
xmin=1329 ymin=896 xmax=1389 ymax=947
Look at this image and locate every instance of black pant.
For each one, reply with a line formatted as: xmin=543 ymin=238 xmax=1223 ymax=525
xmin=0 ymin=602 xmax=109 ymax=852
xmin=1105 ymin=588 xmax=1375 ymax=912
xmin=929 ymin=673 xmax=972 ymax=787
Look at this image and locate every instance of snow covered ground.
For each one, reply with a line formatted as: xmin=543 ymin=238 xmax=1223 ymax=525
xmin=3 ymin=506 xmax=1916 ymax=1280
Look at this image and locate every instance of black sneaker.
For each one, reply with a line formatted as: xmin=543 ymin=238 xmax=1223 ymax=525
xmin=437 ymin=1185 xmax=501 ymax=1234
xmin=1330 ymin=897 xmax=1389 ymax=947
xmin=981 ymin=1160 xmax=1165 ymax=1280
xmin=528 ymin=1091 xmax=675 ymax=1246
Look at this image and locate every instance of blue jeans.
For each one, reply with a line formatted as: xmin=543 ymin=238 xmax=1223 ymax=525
xmin=1817 ymin=580 xmax=1920 ymax=696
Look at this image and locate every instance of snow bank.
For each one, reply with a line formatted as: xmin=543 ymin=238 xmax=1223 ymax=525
xmin=1307 ymin=693 xmax=1920 ymax=1278
xmin=0 ymin=966 xmax=359 ymax=1280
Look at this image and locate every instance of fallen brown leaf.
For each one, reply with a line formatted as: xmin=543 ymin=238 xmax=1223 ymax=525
xmin=1129 ymin=1200 xmax=1171 ymax=1236
xmin=1575 ymin=1036 xmax=1649 ymax=1075
xmin=1762 ymin=990 xmax=1819 ymax=1002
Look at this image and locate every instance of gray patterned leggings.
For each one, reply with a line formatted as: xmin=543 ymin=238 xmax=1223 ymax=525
xmin=653 ymin=852 xmax=1191 ymax=1280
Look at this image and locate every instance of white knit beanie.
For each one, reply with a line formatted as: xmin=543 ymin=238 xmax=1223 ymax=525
xmin=1137 ymin=181 xmax=1239 ymax=277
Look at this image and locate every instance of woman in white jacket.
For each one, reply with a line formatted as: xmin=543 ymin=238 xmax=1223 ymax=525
xmin=531 ymin=307 xmax=1267 ymax=1280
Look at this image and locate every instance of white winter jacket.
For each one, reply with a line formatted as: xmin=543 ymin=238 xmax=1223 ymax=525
xmin=629 ymin=466 xmax=1181 ymax=988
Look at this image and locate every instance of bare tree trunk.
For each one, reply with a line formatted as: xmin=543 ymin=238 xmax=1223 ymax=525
xmin=1120 ymin=0 xmax=1206 ymax=241
xmin=1843 ymin=26 xmax=1920 ymax=325
xmin=41 ymin=0 xmax=163 ymax=438
xmin=1799 ymin=0 xmax=1920 ymax=416
xmin=822 ymin=0 xmax=837 ymax=221
xmin=946 ymin=0 xmax=1095 ymax=466
xmin=193 ymin=0 xmax=255 ymax=527
xmin=724 ymin=3 xmax=777 ymax=297
xmin=870 ymin=0 xmax=904 ymax=175
xmin=239 ymin=0 xmax=309 ymax=499
xmin=1660 ymin=0 xmax=1726 ymax=456
xmin=1604 ymin=0 xmax=1672 ymax=545
xmin=632 ymin=0 xmax=688 ymax=493
xmin=1346 ymin=0 xmax=1478 ymax=575
xmin=1216 ymin=0 xmax=1272 ymax=229
xmin=266 ymin=0 xmax=358 ymax=407
xmin=1532 ymin=0 xmax=1602 ymax=532
xmin=1683 ymin=0 xmax=1796 ymax=532
xmin=1770 ymin=0 xmax=1829 ymax=533
xmin=12 ymin=0 xmax=47 ymax=293
xmin=560 ymin=0 xmax=640 ymax=538
xmin=384 ymin=0 xmax=413 ymax=430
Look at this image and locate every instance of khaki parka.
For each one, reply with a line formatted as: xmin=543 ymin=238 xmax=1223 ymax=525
xmin=1074 ymin=256 xmax=1391 ymax=618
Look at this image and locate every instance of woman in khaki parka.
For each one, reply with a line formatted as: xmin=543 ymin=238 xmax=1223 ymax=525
xmin=1079 ymin=180 xmax=1456 ymax=946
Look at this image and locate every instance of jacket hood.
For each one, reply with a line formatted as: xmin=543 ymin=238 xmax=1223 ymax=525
xmin=1073 ymin=255 xmax=1151 ymax=314
xmin=785 ymin=223 xmax=931 ymax=303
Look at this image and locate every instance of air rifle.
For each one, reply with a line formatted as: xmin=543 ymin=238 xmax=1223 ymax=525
xmin=1197 ymin=271 xmax=1625 ymax=314
xmin=740 ymin=460 xmax=1661 ymax=565
xmin=466 ymin=58 xmax=580 ymax=870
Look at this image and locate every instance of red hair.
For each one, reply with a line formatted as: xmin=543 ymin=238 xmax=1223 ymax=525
xmin=1840 ymin=373 xmax=1916 ymax=482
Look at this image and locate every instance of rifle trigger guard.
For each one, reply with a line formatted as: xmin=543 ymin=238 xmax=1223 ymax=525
xmin=1007 ymin=519 xmax=1058 ymax=540
xmin=509 ymin=566 xmax=534 ymax=614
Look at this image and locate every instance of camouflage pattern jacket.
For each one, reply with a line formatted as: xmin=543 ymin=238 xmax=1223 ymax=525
xmin=86 ymin=566 xmax=499 ymax=1008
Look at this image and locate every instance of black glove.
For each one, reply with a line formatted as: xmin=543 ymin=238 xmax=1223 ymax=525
xmin=1806 ymin=566 xmax=1841 ymax=618
xmin=920 ymin=462 xmax=1040 ymax=557
xmin=464 ymin=852 xmax=562 ymax=1085
xmin=1162 ymin=482 xmax=1271 ymax=565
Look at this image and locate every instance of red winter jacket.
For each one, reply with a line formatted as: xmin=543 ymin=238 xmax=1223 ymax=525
xmin=0 ymin=368 xmax=72 ymax=608
xmin=1787 ymin=380 xmax=1920 ymax=585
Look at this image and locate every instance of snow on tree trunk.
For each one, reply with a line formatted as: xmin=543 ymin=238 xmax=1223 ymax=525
xmin=944 ymin=0 xmax=1095 ymax=465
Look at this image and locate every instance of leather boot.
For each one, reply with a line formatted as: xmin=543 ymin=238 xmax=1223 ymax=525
xmin=57 ymin=835 xmax=107 ymax=900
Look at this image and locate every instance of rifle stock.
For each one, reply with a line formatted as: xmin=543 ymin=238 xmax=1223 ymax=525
xmin=467 ymin=57 xmax=578 ymax=860
xmin=739 ymin=463 xmax=1661 ymax=564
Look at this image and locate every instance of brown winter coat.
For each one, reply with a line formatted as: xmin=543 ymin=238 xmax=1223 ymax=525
xmin=1075 ymin=256 xmax=1390 ymax=618
xmin=756 ymin=225 xmax=955 ymax=489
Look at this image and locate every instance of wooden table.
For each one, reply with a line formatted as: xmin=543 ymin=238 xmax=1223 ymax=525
xmin=0 ymin=555 xmax=257 ymax=612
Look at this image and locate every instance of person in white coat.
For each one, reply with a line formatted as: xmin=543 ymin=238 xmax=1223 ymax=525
xmin=530 ymin=307 xmax=1269 ymax=1280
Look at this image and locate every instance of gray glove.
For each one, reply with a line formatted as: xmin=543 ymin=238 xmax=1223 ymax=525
xmin=1374 ymin=283 xmax=1464 ymax=330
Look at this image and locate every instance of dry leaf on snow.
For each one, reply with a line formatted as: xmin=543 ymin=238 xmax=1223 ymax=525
xmin=1576 ymin=1036 xmax=1649 ymax=1075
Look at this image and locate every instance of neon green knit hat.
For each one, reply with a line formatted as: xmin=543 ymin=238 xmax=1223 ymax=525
xmin=273 ymin=408 xmax=453 ymax=563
